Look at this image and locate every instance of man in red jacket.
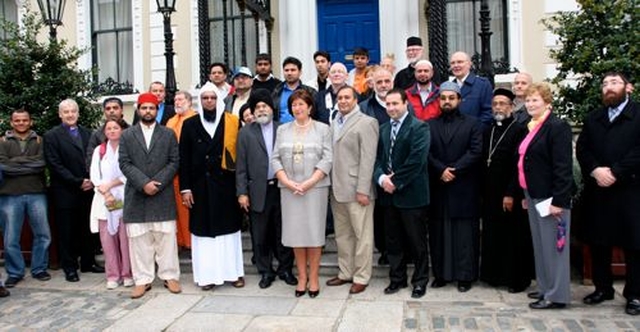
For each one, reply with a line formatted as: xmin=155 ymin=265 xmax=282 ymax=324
xmin=405 ymin=60 xmax=440 ymax=121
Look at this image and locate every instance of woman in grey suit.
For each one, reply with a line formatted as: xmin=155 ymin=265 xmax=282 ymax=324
xmin=272 ymin=89 xmax=332 ymax=298
xmin=518 ymin=83 xmax=574 ymax=309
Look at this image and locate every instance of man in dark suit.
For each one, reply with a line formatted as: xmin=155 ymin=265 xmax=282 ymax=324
xmin=236 ymin=89 xmax=296 ymax=289
xmin=577 ymin=72 xmax=640 ymax=316
xmin=427 ymin=81 xmax=483 ymax=292
xmin=373 ymin=88 xmax=431 ymax=298
xmin=119 ymin=92 xmax=181 ymax=299
xmin=449 ymin=52 xmax=493 ymax=126
xmin=44 ymin=99 xmax=104 ymax=282
xmin=132 ymin=82 xmax=176 ymax=125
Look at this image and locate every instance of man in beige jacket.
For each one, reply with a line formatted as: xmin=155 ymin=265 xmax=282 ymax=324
xmin=326 ymin=86 xmax=379 ymax=294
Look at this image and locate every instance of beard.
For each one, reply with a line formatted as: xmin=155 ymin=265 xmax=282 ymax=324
xmin=603 ymin=89 xmax=626 ymax=108
xmin=493 ymin=112 xmax=507 ymax=122
xmin=140 ymin=113 xmax=156 ymax=124
xmin=202 ymin=108 xmax=217 ymax=122
xmin=255 ymin=113 xmax=272 ymax=125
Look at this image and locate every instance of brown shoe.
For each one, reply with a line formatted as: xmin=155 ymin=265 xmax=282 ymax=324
xmin=0 ymin=286 xmax=10 ymax=297
xmin=231 ymin=277 xmax=245 ymax=288
xmin=326 ymin=277 xmax=352 ymax=286
xmin=164 ymin=279 xmax=182 ymax=294
xmin=349 ymin=283 xmax=367 ymax=294
xmin=130 ymin=284 xmax=151 ymax=299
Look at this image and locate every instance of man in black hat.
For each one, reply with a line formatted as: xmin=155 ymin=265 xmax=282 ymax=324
xmin=236 ymin=89 xmax=296 ymax=289
xmin=479 ymin=88 xmax=533 ymax=293
xmin=394 ymin=36 xmax=424 ymax=90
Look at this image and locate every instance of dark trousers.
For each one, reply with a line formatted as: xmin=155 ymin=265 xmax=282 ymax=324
xmin=373 ymin=203 xmax=386 ymax=253
xmin=591 ymin=245 xmax=640 ymax=300
xmin=55 ymin=205 xmax=96 ymax=273
xmin=250 ymin=184 xmax=294 ymax=277
xmin=385 ymin=205 xmax=429 ymax=287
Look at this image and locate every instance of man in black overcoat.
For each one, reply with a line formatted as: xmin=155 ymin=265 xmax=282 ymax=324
xmin=427 ymin=81 xmax=483 ymax=292
xmin=479 ymin=88 xmax=533 ymax=293
xmin=577 ymin=72 xmax=640 ymax=316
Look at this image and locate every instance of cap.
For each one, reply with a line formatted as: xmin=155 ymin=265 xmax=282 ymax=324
xmin=440 ymin=81 xmax=461 ymax=95
xmin=406 ymin=36 xmax=422 ymax=47
xmin=493 ymin=88 xmax=515 ymax=101
xmin=137 ymin=92 xmax=159 ymax=107
xmin=232 ymin=66 xmax=253 ymax=80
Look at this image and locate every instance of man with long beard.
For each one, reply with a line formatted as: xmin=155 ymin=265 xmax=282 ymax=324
xmin=577 ymin=72 xmax=640 ymax=316
xmin=180 ymin=83 xmax=244 ymax=290
xmin=236 ymin=89 xmax=296 ymax=289
xmin=427 ymin=81 xmax=483 ymax=292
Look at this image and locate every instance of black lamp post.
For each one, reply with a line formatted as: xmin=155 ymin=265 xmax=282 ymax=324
xmin=427 ymin=0 xmax=448 ymax=85
xmin=156 ymin=0 xmax=177 ymax=106
xmin=37 ymin=0 xmax=66 ymax=40
xmin=478 ymin=0 xmax=495 ymax=87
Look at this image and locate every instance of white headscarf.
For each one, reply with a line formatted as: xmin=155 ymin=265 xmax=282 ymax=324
xmin=198 ymin=82 xmax=223 ymax=137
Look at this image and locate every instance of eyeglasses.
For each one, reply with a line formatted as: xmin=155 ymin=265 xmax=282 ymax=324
xmin=202 ymin=96 xmax=217 ymax=100
xmin=602 ymin=80 xmax=625 ymax=88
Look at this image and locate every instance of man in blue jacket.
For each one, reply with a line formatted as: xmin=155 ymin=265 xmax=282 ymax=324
xmin=449 ymin=52 xmax=493 ymax=127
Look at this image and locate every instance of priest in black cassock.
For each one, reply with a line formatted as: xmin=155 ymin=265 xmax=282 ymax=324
xmin=427 ymin=82 xmax=483 ymax=292
xmin=479 ymin=88 xmax=534 ymax=293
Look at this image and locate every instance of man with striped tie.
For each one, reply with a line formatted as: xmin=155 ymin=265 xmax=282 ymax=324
xmin=373 ymin=88 xmax=431 ymax=298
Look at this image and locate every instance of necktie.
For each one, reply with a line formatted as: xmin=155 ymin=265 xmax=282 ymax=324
xmin=337 ymin=114 xmax=344 ymax=125
xmin=388 ymin=120 xmax=399 ymax=172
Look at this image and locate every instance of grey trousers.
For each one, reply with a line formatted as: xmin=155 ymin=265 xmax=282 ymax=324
xmin=525 ymin=193 xmax=571 ymax=304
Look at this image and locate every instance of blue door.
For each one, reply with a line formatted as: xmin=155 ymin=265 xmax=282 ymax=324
xmin=317 ymin=0 xmax=380 ymax=71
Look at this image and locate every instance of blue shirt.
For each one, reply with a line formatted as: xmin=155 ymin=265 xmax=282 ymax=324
xmin=279 ymin=84 xmax=297 ymax=123
xmin=609 ymin=97 xmax=629 ymax=122
xmin=156 ymin=103 xmax=165 ymax=123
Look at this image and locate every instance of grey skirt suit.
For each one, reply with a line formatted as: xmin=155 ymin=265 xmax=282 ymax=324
xmin=272 ymin=121 xmax=332 ymax=247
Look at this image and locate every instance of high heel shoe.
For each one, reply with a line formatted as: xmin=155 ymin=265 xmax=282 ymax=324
xmin=295 ymin=289 xmax=307 ymax=297
xmin=308 ymin=289 xmax=320 ymax=298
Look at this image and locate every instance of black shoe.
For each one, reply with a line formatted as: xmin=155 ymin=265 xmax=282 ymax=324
xmin=308 ymin=289 xmax=320 ymax=298
xmin=81 ymin=264 xmax=105 ymax=273
xmin=411 ymin=285 xmax=427 ymax=298
xmin=65 ymin=271 xmax=80 ymax=282
xmin=582 ymin=290 xmax=614 ymax=305
xmin=4 ymin=277 xmax=22 ymax=288
xmin=0 ymin=286 xmax=9 ymax=297
xmin=457 ymin=281 xmax=472 ymax=292
xmin=384 ymin=281 xmax=408 ymax=294
xmin=529 ymin=299 xmax=566 ymax=309
xmin=626 ymin=299 xmax=640 ymax=315
xmin=278 ymin=271 xmax=298 ymax=286
xmin=527 ymin=291 xmax=542 ymax=299
xmin=33 ymin=271 xmax=52 ymax=281
xmin=377 ymin=253 xmax=389 ymax=265
xmin=295 ymin=289 xmax=306 ymax=297
xmin=259 ymin=275 xmax=275 ymax=289
xmin=507 ymin=284 xmax=529 ymax=294
xmin=431 ymin=279 xmax=447 ymax=288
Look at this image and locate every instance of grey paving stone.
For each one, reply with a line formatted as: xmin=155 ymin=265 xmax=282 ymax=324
xmin=463 ymin=317 xmax=478 ymax=330
xmin=432 ymin=316 xmax=445 ymax=329
xmin=245 ymin=315 xmax=335 ymax=332
xmin=167 ymin=313 xmax=253 ymax=332
xmin=191 ymin=295 xmax=296 ymax=315
xmin=530 ymin=318 xmax=547 ymax=331
xmin=338 ymin=300 xmax=403 ymax=332
xmin=404 ymin=318 xmax=417 ymax=329
xmin=562 ymin=318 xmax=583 ymax=332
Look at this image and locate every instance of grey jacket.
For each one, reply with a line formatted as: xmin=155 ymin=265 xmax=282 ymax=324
xmin=119 ymin=124 xmax=179 ymax=223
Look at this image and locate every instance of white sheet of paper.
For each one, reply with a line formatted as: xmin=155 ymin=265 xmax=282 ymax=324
xmin=535 ymin=197 xmax=553 ymax=218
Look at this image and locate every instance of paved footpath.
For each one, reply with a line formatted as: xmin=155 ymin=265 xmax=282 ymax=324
xmin=1 ymin=270 xmax=639 ymax=331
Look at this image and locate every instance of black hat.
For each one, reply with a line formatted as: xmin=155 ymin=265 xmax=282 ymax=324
xmin=493 ymin=88 xmax=515 ymax=101
xmin=407 ymin=36 xmax=422 ymax=47
xmin=249 ymin=88 xmax=275 ymax=113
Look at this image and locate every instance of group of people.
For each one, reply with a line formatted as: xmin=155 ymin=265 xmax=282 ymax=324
xmin=0 ymin=37 xmax=638 ymax=318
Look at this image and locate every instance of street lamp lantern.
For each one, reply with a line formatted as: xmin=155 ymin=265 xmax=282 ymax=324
xmin=156 ymin=0 xmax=177 ymax=107
xmin=36 ymin=0 xmax=67 ymax=40
xmin=155 ymin=0 xmax=177 ymax=15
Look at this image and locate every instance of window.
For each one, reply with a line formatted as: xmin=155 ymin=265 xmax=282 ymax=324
xmin=1 ymin=0 xmax=18 ymax=40
xmin=91 ymin=0 xmax=133 ymax=84
xmin=447 ymin=0 xmax=509 ymax=62
xmin=209 ymin=0 xmax=257 ymax=69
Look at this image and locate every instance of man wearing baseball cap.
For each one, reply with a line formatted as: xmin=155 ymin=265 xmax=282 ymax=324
xmin=225 ymin=67 xmax=254 ymax=119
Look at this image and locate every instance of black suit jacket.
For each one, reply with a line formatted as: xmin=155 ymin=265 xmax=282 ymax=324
xmin=43 ymin=124 xmax=93 ymax=208
xmin=521 ymin=113 xmax=574 ymax=208
xmin=132 ymin=103 xmax=175 ymax=126
xmin=428 ymin=112 xmax=483 ymax=219
xmin=577 ymin=100 xmax=640 ymax=247
xmin=373 ymin=113 xmax=430 ymax=208
xmin=236 ymin=121 xmax=279 ymax=213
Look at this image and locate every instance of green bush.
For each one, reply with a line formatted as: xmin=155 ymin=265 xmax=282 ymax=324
xmin=543 ymin=0 xmax=639 ymax=123
xmin=0 ymin=8 xmax=102 ymax=135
